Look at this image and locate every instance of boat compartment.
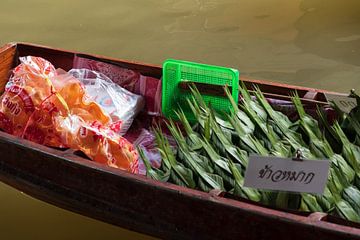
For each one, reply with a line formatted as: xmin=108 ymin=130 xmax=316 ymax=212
xmin=0 ymin=42 xmax=359 ymax=240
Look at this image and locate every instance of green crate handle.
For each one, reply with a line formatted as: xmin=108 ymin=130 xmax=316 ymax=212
xmin=162 ymin=59 xmax=239 ymax=121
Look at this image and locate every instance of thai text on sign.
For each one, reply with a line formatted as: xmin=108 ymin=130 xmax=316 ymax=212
xmin=244 ymin=155 xmax=330 ymax=194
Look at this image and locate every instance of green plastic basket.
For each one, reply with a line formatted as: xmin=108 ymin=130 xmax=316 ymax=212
xmin=162 ymin=59 xmax=239 ymax=121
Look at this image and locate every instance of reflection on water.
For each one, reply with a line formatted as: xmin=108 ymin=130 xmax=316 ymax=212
xmin=1 ymin=0 xmax=359 ymax=92
xmin=0 ymin=0 xmax=360 ymax=239
xmin=0 ymin=182 xmax=157 ymax=240
xmin=297 ymin=0 xmax=360 ymax=66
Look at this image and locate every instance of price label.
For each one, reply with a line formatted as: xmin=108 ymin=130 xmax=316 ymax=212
xmin=244 ymin=155 xmax=330 ymax=194
xmin=325 ymin=93 xmax=357 ymax=114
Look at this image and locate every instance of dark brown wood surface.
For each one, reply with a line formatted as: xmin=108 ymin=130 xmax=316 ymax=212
xmin=0 ymin=43 xmax=16 ymax=93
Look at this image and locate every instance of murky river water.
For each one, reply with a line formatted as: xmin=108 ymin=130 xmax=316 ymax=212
xmin=0 ymin=0 xmax=359 ymax=239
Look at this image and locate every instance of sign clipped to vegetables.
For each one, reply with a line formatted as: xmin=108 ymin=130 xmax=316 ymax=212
xmin=244 ymin=155 xmax=330 ymax=194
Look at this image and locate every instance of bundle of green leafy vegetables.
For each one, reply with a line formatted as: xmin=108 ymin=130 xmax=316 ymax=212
xmin=141 ymin=82 xmax=360 ymax=223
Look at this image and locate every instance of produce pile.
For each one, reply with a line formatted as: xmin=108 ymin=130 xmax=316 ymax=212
xmin=141 ymin=82 xmax=360 ymax=223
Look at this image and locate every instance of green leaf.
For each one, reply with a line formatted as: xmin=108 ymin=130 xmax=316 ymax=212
xmin=227 ymin=112 xmax=259 ymax=154
xmin=254 ymin=86 xmax=292 ymax=132
xmin=176 ymin=109 xmax=203 ymax=152
xmin=275 ymin=192 xmax=290 ymax=209
xmin=228 ymin=160 xmax=261 ymax=202
xmin=154 ymin=126 xmax=196 ymax=188
xmin=292 ymin=92 xmax=323 ymax=140
xmin=316 ymin=186 xmax=334 ymax=212
xmin=197 ymin=173 xmax=225 ymax=192
xmin=138 ymin=147 xmax=170 ymax=182
xmin=186 ymin=151 xmax=224 ymax=190
xmin=207 ymin=109 xmax=248 ymax=167
xmin=343 ymin=186 xmax=360 ymax=214
xmin=332 ymin=121 xmax=360 ymax=172
xmin=301 ymin=193 xmax=323 ymax=212
xmin=335 ymin=199 xmax=360 ymax=223
xmin=332 ymin=154 xmax=355 ymax=185
xmin=171 ymin=163 xmax=196 ymax=188
xmin=200 ymin=138 xmax=235 ymax=188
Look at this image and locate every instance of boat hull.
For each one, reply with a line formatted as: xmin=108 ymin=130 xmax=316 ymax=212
xmin=0 ymin=42 xmax=359 ymax=240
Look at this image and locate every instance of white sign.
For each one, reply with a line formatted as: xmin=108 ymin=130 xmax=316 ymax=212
xmin=325 ymin=93 xmax=357 ymax=114
xmin=244 ymin=155 xmax=330 ymax=194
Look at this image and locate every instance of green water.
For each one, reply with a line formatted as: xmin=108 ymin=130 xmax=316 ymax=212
xmin=0 ymin=0 xmax=359 ymax=239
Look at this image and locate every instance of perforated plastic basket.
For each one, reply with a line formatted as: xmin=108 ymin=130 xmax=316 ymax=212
xmin=162 ymin=59 xmax=239 ymax=121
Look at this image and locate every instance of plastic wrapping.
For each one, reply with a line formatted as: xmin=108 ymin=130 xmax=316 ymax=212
xmin=133 ymin=129 xmax=162 ymax=175
xmin=0 ymin=56 xmax=69 ymax=147
xmin=132 ymin=128 xmax=177 ymax=175
xmin=68 ymin=69 xmax=144 ymax=135
xmin=55 ymin=115 xmax=138 ymax=173
xmin=73 ymin=55 xmax=162 ymax=116
xmin=0 ymin=56 xmax=138 ymax=173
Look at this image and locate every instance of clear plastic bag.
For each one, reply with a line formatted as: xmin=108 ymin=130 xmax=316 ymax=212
xmin=0 ymin=56 xmax=71 ymax=147
xmin=68 ymin=69 xmax=145 ymax=135
xmin=0 ymin=56 xmax=139 ymax=173
xmin=73 ymin=55 xmax=161 ymax=116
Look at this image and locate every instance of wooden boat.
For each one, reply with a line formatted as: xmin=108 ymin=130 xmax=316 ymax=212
xmin=0 ymin=42 xmax=359 ymax=240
